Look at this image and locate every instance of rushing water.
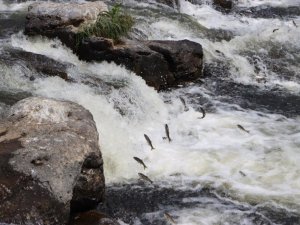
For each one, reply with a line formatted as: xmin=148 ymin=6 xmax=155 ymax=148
xmin=0 ymin=0 xmax=300 ymax=224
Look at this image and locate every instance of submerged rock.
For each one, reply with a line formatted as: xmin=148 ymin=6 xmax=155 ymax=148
xmin=0 ymin=97 xmax=105 ymax=224
xmin=0 ymin=48 xmax=72 ymax=81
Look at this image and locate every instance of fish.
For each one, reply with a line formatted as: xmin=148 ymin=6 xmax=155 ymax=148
xmin=272 ymin=28 xmax=279 ymax=33
xmin=133 ymin=157 xmax=147 ymax=170
xmin=138 ymin=173 xmax=153 ymax=184
xmin=179 ymin=97 xmax=189 ymax=111
xmin=164 ymin=212 xmax=177 ymax=224
xmin=165 ymin=124 xmax=172 ymax=142
xmin=239 ymin=171 xmax=246 ymax=177
xmin=293 ymin=20 xmax=298 ymax=27
xmin=144 ymin=134 xmax=155 ymax=150
xmin=199 ymin=107 xmax=206 ymax=119
xmin=237 ymin=124 xmax=250 ymax=133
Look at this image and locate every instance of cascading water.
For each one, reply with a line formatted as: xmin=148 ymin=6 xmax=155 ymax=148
xmin=0 ymin=0 xmax=299 ymax=224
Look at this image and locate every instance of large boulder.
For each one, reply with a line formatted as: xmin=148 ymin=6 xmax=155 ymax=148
xmin=78 ymin=38 xmax=203 ymax=90
xmin=0 ymin=97 xmax=105 ymax=224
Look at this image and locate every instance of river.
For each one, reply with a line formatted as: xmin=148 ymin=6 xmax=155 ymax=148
xmin=0 ymin=0 xmax=300 ymax=224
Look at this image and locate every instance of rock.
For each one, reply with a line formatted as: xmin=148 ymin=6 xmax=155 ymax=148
xmin=0 ymin=97 xmax=105 ymax=225
xmin=0 ymin=90 xmax=32 ymax=106
xmin=146 ymin=40 xmax=203 ymax=83
xmin=0 ymin=48 xmax=72 ymax=81
xmin=236 ymin=6 xmax=300 ymax=18
xmin=213 ymin=0 xmax=233 ymax=11
xmin=24 ymin=1 xmax=204 ymax=90
xmin=24 ymin=1 xmax=108 ymax=49
xmin=78 ymin=38 xmax=203 ymax=90
xmin=77 ymin=38 xmax=174 ymax=90
xmin=155 ymin=0 xmax=180 ymax=9
xmin=70 ymin=211 xmax=120 ymax=225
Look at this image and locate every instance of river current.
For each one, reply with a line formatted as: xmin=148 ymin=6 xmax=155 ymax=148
xmin=0 ymin=0 xmax=300 ymax=224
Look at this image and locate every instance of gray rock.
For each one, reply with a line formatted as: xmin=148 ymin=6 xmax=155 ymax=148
xmin=0 ymin=97 xmax=105 ymax=225
xmin=24 ymin=1 xmax=108 ymax=49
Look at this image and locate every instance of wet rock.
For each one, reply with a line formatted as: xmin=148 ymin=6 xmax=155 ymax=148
xmin=24 ymin=1 xmax=108 ymax=49
xmin=78 ymin=38 xmax=203 ymax=90
xmin=213 ymin=0 xmax=234 ymax=11
xmin=78 ymin=38 xmax=173 ymax=90
xmin=0 ymin=48 xmax=72 ymax=80
xmin=155 ymin=0 xmax=180 ymax=9
xmin=0 ymin=11 xmax=26 ymax=38
xmin=70 ymin=211 xmax=120 ymax=225
xmin=236 ymin=6 xmax=300 ymax=18
xmin=0 ymin=97 xmax=105 ymax=225
xmin=0 ymin=90 xmax=32 ymax=105
xmin=146 ymin=40 xmax=203 ymax=82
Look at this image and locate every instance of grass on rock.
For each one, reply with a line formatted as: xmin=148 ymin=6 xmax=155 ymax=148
xmin=76 ymin=4 xmax=134 ymax=47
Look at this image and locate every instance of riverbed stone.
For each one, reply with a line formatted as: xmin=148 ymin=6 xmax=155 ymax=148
xmin=0 ymin=97 xmax=105 ymax=224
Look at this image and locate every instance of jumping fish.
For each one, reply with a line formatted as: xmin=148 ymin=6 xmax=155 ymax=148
xmin=237 ymin=124 xmax=250 ymax=133
xmin=138 ymin=173 xmax=153 ymax=184
xmin=165 ymin=124 xmax=172 ymax=142
xmin=272 ymin=28 xmax=279 ymax=33
xmin=164 ymin=212 xmax=177 ymax=224
xmin=144 ymin=134 xmax=155 ymax=150
xmin=179 ymin=97 xmax=189 ymax=111
xmin=133 ymin=157 xmax=147 ymax=170
xmin=293 ymin=20 xmax=298 ymax=27
xmin=239 ymin=171 xmax=246 ymax=177
xmin=199 ymin=107 xmax=206 ymax=119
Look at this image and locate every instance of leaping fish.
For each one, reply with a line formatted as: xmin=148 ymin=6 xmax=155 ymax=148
xmin=138 ymin=173 xmax=153 ymax=184
xmin=164 ymin=212 xmax=177 ymax=224
xmin=179 ymin=97 xmax=189 ymax=111
xmin=133 ymin=157 xmax=147 ymax=170
xmin=198 ymin=107 xmax=206 ymax=119
xmin=165 ymin=124 xmax=172 ymax=142
xmin=237 ymin=124 xmax=250 ymax=133
xmin=144 ymin=134 xmax=155 ymax=150
xmin=293 ymin=20 xmax=298 ymax=27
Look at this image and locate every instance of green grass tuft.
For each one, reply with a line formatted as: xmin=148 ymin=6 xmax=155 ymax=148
xmin=76 ymin=4 xmax=134 ymax=47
